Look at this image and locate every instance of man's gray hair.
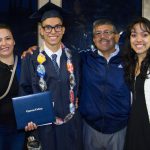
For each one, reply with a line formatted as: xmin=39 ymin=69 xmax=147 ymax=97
xmin=93 ymin=19 xmax=118 ymax=33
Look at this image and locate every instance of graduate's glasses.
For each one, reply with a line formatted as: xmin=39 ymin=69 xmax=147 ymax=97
xmin=42 ymin=24 xmax=63 ymax=33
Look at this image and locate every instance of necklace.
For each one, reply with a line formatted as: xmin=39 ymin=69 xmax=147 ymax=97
xmin=0 ymin=56 xmax=18 ymax=100
xmin=37 ymin=44 xmax=76 ymax=125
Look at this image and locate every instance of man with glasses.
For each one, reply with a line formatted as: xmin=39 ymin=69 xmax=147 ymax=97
xmin=19 ymin=10 xmax=83 ymax=150
xmin=79 ymin=19 xmax=131 ymax=150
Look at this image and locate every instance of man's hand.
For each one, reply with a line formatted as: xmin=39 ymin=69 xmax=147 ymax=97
xmin=21 ymin=46 xmax=37 ymax=59
xmin=25 ymin=121 xmax=37 ymax=132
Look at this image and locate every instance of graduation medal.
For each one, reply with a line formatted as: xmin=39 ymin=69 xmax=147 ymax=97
xmin=37 ymin=47 xmax=47 ymax=91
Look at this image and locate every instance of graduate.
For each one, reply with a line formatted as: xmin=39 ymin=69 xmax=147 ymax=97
xmin=19 ymin=9 xmax=83 ymax=150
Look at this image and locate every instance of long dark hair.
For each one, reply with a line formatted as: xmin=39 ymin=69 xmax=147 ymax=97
xmin=122 ymin=17 xmax=150 ymax=88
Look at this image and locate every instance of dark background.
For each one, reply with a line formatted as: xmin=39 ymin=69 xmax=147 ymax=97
xmin=62 ymin=0 xmax=142 ymax=50
xmin=0 ymin=0 xmax=142 ymax=54
xmin=0 ymin=0 xmax=37 ymax=55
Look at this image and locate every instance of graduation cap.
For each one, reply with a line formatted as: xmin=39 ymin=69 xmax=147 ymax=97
xmin=30 ymin=2 xmax=72 ymax=23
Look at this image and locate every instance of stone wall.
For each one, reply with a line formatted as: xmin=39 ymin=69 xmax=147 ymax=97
xmin=142 ymin=0 xmax=150 ymax=20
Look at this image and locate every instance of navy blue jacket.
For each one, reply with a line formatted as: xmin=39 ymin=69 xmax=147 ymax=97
xmin=19 ymin=48 xmax=83 ymax=150
xmin=79 ymin=49 xmax=131 ymax=134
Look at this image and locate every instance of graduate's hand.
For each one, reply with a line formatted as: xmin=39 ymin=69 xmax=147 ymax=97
xmin=21 ymin=46 xmax=37 ymax=59
xmin=25 ymin=121 xmax=37 ymax=132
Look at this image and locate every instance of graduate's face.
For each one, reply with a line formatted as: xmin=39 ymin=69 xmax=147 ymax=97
xmin=40 ymin=17 xmax=65 ymax=50
xmin=0 ymin=28 xmax=15 ymax=58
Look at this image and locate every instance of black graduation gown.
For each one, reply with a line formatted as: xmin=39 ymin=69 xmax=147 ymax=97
xmin=19 ymin=48 xmax=83 ymax=150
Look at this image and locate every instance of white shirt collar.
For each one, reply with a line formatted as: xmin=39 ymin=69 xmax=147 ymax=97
xmin=43 ymin=42 xmax=62 ymax=67
xmin=97 ymin=44 xmax=120 ymax=62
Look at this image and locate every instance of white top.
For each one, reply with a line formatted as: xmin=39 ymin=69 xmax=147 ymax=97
xmin=98 ymin=44 xmax=120 ymax=62
xmin=43 ymin=42 xmax=62 ymax=67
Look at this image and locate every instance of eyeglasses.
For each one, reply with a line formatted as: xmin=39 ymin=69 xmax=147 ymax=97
xmin=94 ymin=30 xmax=115 ymax=37
xmin=42 ymin=24 xmax=63 ymax=33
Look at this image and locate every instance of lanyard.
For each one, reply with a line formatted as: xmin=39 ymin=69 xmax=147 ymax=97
xmin=37 ymin=44 xmax=76 ymax=125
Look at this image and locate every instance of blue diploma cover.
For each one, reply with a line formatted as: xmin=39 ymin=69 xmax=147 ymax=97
xmin=12 ymin=91 xmax=55 ymax=129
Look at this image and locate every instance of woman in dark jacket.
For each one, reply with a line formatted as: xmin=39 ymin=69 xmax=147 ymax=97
xmin=0 ymin=24 xmax=25 ymax=150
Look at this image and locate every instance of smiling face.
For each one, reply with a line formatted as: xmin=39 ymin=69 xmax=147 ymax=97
xmin=130 ymin=23 xmax=150 ymax=59
xmin=0 ymin=28 xmax=15 ymax=58
xmin=40 ymin=17 xmax=65 ymax=52
xmin=93 ymin=24 xmax=119 ymax=58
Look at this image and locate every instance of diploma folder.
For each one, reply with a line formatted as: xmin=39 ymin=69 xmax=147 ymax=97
xmin=12 ymin=91 xmax=55 ymax=129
